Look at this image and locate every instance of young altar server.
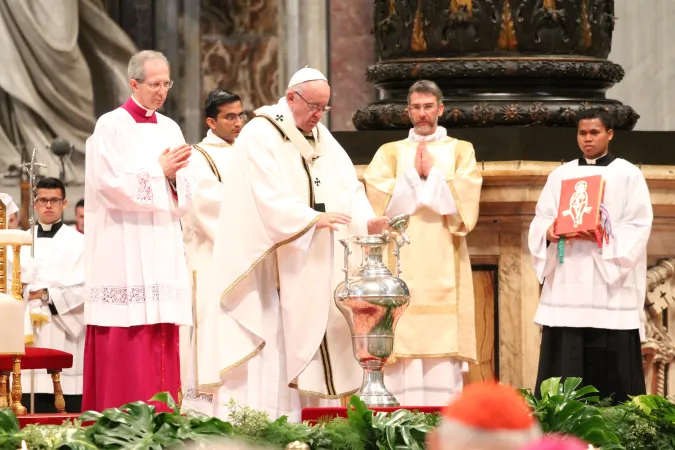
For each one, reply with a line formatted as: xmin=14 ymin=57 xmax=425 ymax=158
xmin=529 ymin=108 xmax=652 ymax=404
xmin=198 ymin=67 xmax=390 ymax=422
xmin=180 ymin=88 xmax=245 ymax=414
xmin=83 ymin=50 xmax=195 ymax=412
xmin=364 ymin=80 xmax=481 ymax=405
xmin=16 ymin=177 xmax=86 ymax=413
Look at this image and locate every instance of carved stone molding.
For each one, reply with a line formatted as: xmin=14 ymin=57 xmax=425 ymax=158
xmin=357 ymin=0 xmax=637 ymax=130
xmin=643 ymin=258 xmax=675 ymax=397
xmin=365 ymin=59 xmax=625 ymax=84
xmin=353 ymin=100 xmax=638 ymax=130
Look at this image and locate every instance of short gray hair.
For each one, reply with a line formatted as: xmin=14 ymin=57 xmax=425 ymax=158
xmin=128 ymin=50 xmax=170 ymax=81
xmin=408 ymin=80 xmax=443 ymax=105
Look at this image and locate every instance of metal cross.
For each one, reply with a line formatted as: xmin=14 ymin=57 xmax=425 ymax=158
xmin=19 ymin=148 xmax=46 ymax=242
xmin=20 ymin=147 xmax=46 ymax=198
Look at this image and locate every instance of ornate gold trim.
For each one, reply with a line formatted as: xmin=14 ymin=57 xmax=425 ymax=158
xmin=255 ymin=115 xmax=289 ymax=141
xmin=193 ymin=144 xmax=223 ymax=182
xmin=218 ymin=342 xmax=265 ymax=377
xmin=319 ymin=335 xmax=337 ymax=396
xmin=220 ymin=216 xmax=320 ymax=303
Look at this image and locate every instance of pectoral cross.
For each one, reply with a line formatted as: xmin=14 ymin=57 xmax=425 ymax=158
xmin=314 ymin=178 xmax=321 ymax=187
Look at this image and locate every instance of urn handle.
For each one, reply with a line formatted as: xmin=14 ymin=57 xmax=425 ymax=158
xmin=384 ymin=214 xmax=410 ymax=278
xmin=339 ymin=238 xmax=352 ymax=290
xmin=391 ymin=238 xmax=403 ymax=278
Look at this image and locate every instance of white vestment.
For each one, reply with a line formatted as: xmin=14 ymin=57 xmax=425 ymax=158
xmin=199 ymin=98 xmax=374 ymax=421
xmin=375 ymin=127 xmax=468 ymax=406
xmin=529 ymin=157 xmax=652 ymax=337
xmin=180 ymin=130 xmax=234 ymax=415
xmin=84 ymin=104 xmax=194 ymax=327
xmin=10 ymin=223 xmax=86 ymax=395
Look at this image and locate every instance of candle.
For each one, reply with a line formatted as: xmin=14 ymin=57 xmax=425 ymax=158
xmin=0 ymin=230 xmax=32 ymax=245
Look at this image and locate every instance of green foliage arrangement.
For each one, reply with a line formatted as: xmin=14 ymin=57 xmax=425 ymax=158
xmin=518 ymin=376 xmax=621 ymax=448
xmin=0 ymin=378 xmax=674 ymax=449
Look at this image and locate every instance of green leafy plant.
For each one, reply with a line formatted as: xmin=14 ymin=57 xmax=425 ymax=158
xmin=0 ymin=408 xmax=21 ymax=449
xmin=519 ymin=376 xmax=621 ymax=448
xmin=80 ymin=393 xmax=233 ymax=449
xmin=1 ymin=385 xmax=674 ymax=449
xmin=601 ymin=394 xmax=675 ymax=450
xmin=345 ymin=396 xmax=439 ymax=450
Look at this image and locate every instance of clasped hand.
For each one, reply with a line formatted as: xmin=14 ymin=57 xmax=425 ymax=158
xmin=414 ymin=141 xmax=433 ymax=179
xmin=158 ymin=144 xmax=191 ymax=181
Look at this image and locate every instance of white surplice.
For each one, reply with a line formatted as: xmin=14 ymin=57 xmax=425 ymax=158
xmin=373 ymin=127 xmax=468 ymax=406
xmin=84 ymin=106 xmax=194 ymax=327
xmin=180 ymin=130 xmax=234 ymax=415
xmin=528 ymin=157 xmax=652 ymax=337
xmin=9 ymin=223 xmax=86 ymax=395
xmin=199 ymin=98 xmax=374 ymax=422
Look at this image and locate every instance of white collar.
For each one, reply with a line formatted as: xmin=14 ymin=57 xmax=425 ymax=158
xmin=584 ymin=152 xmax=608 ymax=165
xmin=39 ymin=219 xmax=61 ymax=231
xmin=408 ymin=126 xmax=448 ymax=143
xmin=201 ymin=129 xmax=232 ymax=146
xmin=131 ymin=95 xmax=156 ymax=117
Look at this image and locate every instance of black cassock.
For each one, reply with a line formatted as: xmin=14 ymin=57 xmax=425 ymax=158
xmin=535 ymin=326 xmax=645 ymax=405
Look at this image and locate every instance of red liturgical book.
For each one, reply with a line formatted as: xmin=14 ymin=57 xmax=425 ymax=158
xmin=555 ymin=175 xmax=605 ymax=237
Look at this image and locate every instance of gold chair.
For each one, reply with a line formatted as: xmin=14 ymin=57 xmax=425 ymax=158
xmin=0 ymin=207 xmax=33 ymax=414
xmin=0 ymin=197 xmax=74 ymax=415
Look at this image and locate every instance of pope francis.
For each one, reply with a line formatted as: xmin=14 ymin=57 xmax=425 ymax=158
xmin=198 ymin=68 xmax=390 ymax=421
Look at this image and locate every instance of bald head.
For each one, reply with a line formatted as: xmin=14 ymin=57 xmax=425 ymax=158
xmin=286 ymin=80 xmax=331 ymax=132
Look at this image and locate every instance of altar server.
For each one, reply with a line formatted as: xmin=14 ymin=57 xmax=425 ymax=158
xmin=180 ymin=88 xmax=244 ymax=414
xmin=529 ymin=108 xmax=652 ymax=404
xmin=14 ymin=177 xmax=86 ymax=413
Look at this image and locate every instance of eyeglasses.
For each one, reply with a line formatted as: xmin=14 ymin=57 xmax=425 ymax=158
xmin=138 ymin=80 xmax=174 ymax=90
xmin=223 ymin=113 xmax=248 ymax=122
xmin=294 ymin=91 xmax=331 ymax=113
xmin=35 ymin=197 xmax=63 ymax=206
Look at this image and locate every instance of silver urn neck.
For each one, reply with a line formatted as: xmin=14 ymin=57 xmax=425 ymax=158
xmin=353 ymin=236 xmax=392 ymax=278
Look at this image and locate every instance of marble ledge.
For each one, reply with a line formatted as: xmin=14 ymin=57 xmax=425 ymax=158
xmin=355 ymin=161 xmax=675 ymax=217
xmin=355 ymin=161 xmax=675 ymax=183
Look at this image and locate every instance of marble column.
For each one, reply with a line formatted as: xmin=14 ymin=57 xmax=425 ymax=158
xmin=154 ymin=0 xmax=181 ymax=121
xmin=278 ymin=0 xmax=330 ymax=125
xmin=607 ymin=0 xmax=675 ymax=131
xmin=201 ymin=0 xmax=280 ymax=115
xmin=182 ymin=0 xmax=202 ymax=144
xmin=328 ymin=1 xmax=376 ymax=131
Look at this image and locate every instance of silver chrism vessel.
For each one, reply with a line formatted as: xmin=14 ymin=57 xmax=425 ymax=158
xmin=334 ymin=214 xmax=411 ymax=407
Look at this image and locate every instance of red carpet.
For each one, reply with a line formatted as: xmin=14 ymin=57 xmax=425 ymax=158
xmin=18 ymin=413 xmax=82 ymax=428
xmin=302 ymin=406 xmax=442 ymax=423
xmin=17 ymin=408 xmax=443 ymax=428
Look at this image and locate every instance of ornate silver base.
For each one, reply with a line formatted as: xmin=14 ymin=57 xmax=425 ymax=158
xmin=358 ymin=369 xmax=399 ymax=407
